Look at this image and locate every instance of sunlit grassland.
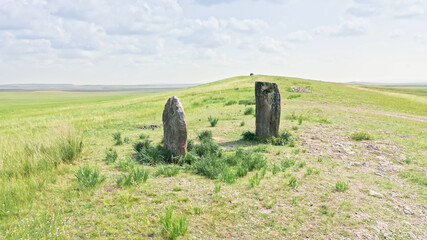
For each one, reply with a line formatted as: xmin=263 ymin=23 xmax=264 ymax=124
xmin=1 ymin=75 xmax=426 ymax=239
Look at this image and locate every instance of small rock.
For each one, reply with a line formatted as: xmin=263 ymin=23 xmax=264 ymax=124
xmin=369 ymin=190 xmax=384 ymax=198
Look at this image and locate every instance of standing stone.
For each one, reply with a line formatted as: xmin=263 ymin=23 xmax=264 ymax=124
xmin=162 ymin=96 xmax=187 ymax=156
xmin=255 ymin=81 xmax=281 ymax=139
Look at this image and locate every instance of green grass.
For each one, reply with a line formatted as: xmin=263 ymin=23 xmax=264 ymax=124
xmin=75 ymin=166 xmax=106 ymax=190
xmin=0 ymin=75 xmax=426 ymax=239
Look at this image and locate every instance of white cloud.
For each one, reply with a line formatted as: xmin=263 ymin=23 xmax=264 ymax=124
xmin=346 ymin=0 xmax=384 ymax=17
xmin=258 ymin=36 xmax=293 ymax=53
xmin=227 ymin=18 xmax=268 ymax=33
xmin=315 ymin=19 xmax=369 ymax=37
xmin=287 ymin=30 xmax=312 ymax=42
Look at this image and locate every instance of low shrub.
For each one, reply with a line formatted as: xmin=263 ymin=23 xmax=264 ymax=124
xmin=244 ymin=107 xmax=254 ymax=115
xmin=198 ymin=130 xmax=213 ymax=142
xmin=241 ymin=131 xmax=257 ymax=141
xmin=161 ymin=207 xmax=188 ymax=240
xmin=59 ymin=133 xmax=83 ymax=163
xmin=105 ymin=148 xmax=118 ymax=164
xmin=116 ymin=158 xmax=136 ymax=172
xmin=75 ymin=166 xmax=106 ymax=190
xmin=287 ymin=94 xmax=301 ymax=99
xmin=224 ymin=100 xmax=237 ymax=106
xmin=350 ymin=131 xmax=371 ymax=141
xmin=113 ymin=132 xmax=123 ymax=145
xmin=265 ymin=131 xmax=292 ymax=146
xmin=208 ymin=116 xmax=219 ymax=127
xmin=155 ymin=164 xmax=180 ymax=177
xmin=335 ymin=181 xmax=349 ymax=192
xmin=289 ymin=176 xmax=298 ymax=188
xmin=133 ymin=140 xmax=171 ymax=165
xmin=281 ymin=157 xmax=296 ymax=170
xmin=139 ymin=133 xmax=149 ymax=139
xmin=117 ymin=167 xmax=149 ymax=187
xmin=193 ymin=140 xmax=221 ymax=158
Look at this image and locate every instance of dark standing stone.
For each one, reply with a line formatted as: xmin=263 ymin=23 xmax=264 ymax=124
xmin=255 ymin=81 xmax=281 ymax=139
xmin=162 ymin=96 xmax=187 ymax=156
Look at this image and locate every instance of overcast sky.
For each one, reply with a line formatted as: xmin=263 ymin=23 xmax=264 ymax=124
xmin=0 ymin=0 xmax=426 ymax=85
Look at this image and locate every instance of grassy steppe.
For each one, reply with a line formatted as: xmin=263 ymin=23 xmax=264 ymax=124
xmin=1 ymin=75 xmax=426 ymax=239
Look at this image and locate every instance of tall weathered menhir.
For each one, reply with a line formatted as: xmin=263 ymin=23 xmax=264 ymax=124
xmin=255 ymin=81 xmax=281 ymax=139
xmin=162 ymin=96 xmax=187 ymax=156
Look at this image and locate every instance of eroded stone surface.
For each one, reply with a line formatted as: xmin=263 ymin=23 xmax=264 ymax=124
xmin=162 ymin=96 xmax=187 ymax=156
xmin=255 ymin=81 xmax=281 ymax=138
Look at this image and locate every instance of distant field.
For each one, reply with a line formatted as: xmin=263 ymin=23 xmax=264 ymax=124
xmin=357 ymin=85 xmax=427 ymax=97
xmin=0 ymin=84 xmax=194 ymax=92
xmin=1 ymin=76 xmax=426 ymax=239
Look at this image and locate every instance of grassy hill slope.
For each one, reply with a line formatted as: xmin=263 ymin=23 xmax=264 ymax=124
xmin=1 ymin=75 xmax=426 ymax=239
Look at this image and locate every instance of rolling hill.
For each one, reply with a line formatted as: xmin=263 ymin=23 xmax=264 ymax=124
xmin=0 ymin=75 xmax=426 ymax=239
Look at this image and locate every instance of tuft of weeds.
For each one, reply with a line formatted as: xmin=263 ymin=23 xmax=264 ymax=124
xmin=288 ymin=176 xmax=298 ymax=188
xmin=244 ymin=107 xmax=254 ymax=115
xmin=350 ymin=131 xmax=371 ymax=141
xmin=239 ymin=99 xmax=256 ymax=105
xmin=123 ymin=137 xmax=132 ymax=144
xmin=133 ymin=140 xmax=171 ymax=165
xmin=198 ymin=130 xmax=213 ymax=142
xmin=281 ymin=157 xmax=296 ymax=170
xmin=208 ymin=116 xmax=219 ymax=127
xmin=104 ymin=148 xmax=118 ymax=164
xmin=240 ymin=121 xmax=245 ymax=127
xmin=271 ymin=164 xmax=280 ymax=175
xmin=224 ymin=100 xmax=237 ymax=106
xmin=113 ymin=132 xmax=123 ymax=145
xmin=58 ymin=133 xmax=83 ymax=163
xmin=265 ymin=131 xmax=292 ymax=146
xmin=317 ymin=118 xmax=332 ymax=124
xmin=193 ymin=207 xmax=202 ymax=215
xmin=155 ymin=164 xmax=180 ymax=177
xmin=214 ymin=182 xmax=221 ymax=194
xmin=287 ymin=94 xmax=301 ymax=99
xmin=117 ymin=167 xmax=149 ymax=187
xmin=220 ymin=167 xmax=237 ymax=183
xmin=249 ymin=172 xmax=261 ymax=187
xmin=161 ymin=207 xmax=188 ymax=240
xmin=298 ymin=116 xmax=303 ymax=125
xmin=242 ymin=131 xmax=257 ymax=141
xmin=116 ymin=158 xmax=136 ymax=172
xmin=335 ymin=181 xmax=349 ymax=192
xmin=292 ymin=126 xmax=299 ymax=130
xmin=139 ymin=133 xmax=149 ymax=139
xmin=297 ymin=161 xmax=306 ymax=168
xmin=75 ymin=166 xmax=106 ymax=190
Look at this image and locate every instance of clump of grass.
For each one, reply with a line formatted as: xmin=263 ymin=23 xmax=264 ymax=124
xmin=133 ymin=140 xmax=171 ymax=165
xmin=224 ymin=100 xmax=237 ymax=106
xmin=198 ymin=130 xmax=213 ymax=142
xmin=265 ymin=131 xmax=293 ymax=146
xmin=113 ymin=132 xmax=123 ymax=145
xmin=220 ymin=167 xmax=237 ymax=183
xmin=292 ymin=126 xmax=298 ymax=130
xmin=297 ymin=161 xmax=306 ymax=168
xmin=249 ymin=172 xmax=261 ymax=187
xmin=193 ymin=140 xmax=221 ymax=158
xmin=58 ymin=133 xmax=83 ymax=163
xmin=239 ymin=99 xmax=255 ymax=105
xmin=75 ymin=166 xmax=106 ymax=190
xmin=281 ymin=157 xmax=296 ymax=170
xmin=298 ymin=116 xmax=303 ymax=125
xmin=335 ymin=181 xmax=349 ymax=192
xmin=116 ymin=158 xmax=136 ymax=172
xmin=139 ymin=133 xmax=149 ymax=139
xmin=193 ymin=207 xmax=202 ymax=215
xmin=117 ymin=167 xmax=149 ymax=187
xmin=287 ymin=94 xmax=301 ymax=99
xmin=124 ymin=137 xmax=132 ymax=144
xmin=244 ymin=107 xmax=254 ymax=115
xmin=161 ymin=207 xmax=188 ymax=240
xmin=350 ymin=131 xmax=371 ymax=141
xmin=214 ymin=182 xmax=221 ymax=194
xmin=317 ymin=118 xmax=332 ymax=124
xmin=242 ymin=131 xmax=257 ymax=141
xmin=240 ymin=121 xmax=245 ymax=127
xmin=271 ymin=164 xmax=280 ymax=175
xmin=155 ymin=164 xmax=180 ymax=177
xmin=104 ymin=148 xmax=118 ymax=164
xmin=288 ymin=176 xmax=298 ymax=188
xmin=208 ymin=116 xmax=219 ymax=127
